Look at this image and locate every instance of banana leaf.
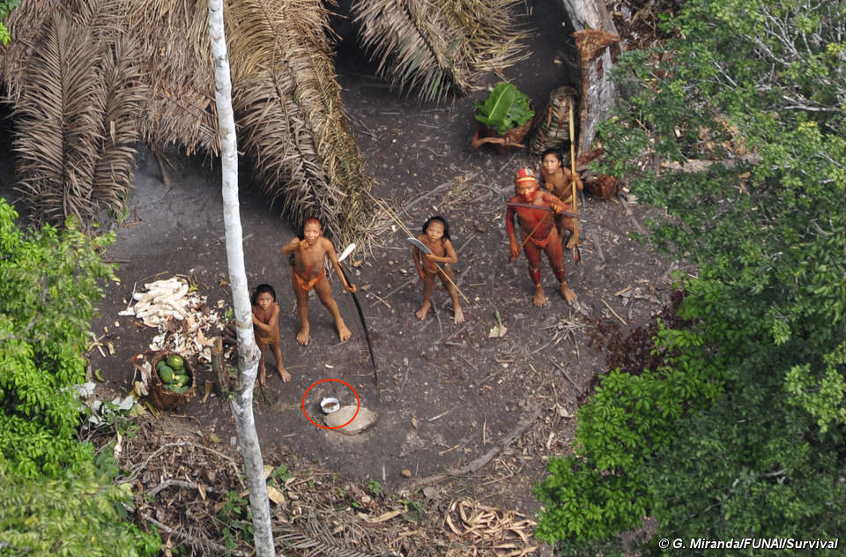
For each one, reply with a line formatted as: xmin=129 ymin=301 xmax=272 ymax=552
xmin=507 ymin=92 xmax=534 ymax=129
xmin=474 ymin=82 xmax=517 ymax=132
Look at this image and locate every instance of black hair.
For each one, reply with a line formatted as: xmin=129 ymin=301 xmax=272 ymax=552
xmin=542 ymin=148 xmax=564 ymax=166
xmin=422 ymin=215 xmax=450 ymax=240
xmin=251 ymin=283 xmax=276 ymax=305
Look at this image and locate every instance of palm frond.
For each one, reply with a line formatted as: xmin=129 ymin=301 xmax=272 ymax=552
xmin=12 ymin=12 xmax=106 ymax=227
xmin=228 ymin=0 xmax=374 ymax=248
xmin=353 ymin=0 xmax=462 ymax=103
xmin=273 ymin=507 xmax=390 ymax=557
xmin=439 ymin=0 xmax=530 ymax=74
xmin=0 ymin=0 xmax=62 ymax=101
xmin=65 ymin=0 xmax=124 ymax=42
xmin=93 ymin=35 xmax=147 ymax=213
xmin=124 ymin=0 xmax=218 ymax=154
xmin=352 ymin=0 xmax=528 ymax=102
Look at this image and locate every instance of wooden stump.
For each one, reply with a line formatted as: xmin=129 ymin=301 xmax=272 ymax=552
xmin=211 ymin=336 xmax=229 ymax=395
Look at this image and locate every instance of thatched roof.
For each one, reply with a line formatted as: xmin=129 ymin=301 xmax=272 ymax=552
xmin=0 ymin=0 xmax=528 ymax=245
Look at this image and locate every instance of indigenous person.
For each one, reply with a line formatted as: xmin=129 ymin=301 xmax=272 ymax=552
xmin=539 ymin=148 xmax=583 ymax=252
xmin=251 ymin=284 xmax=290 ymax=385
xmin=412 ymin=216 xmax=465 ymax=324
xmin=280 ymin=218 xmax=356 ymax=346
xmin=506 ymin=167 xmax=578 ymax=307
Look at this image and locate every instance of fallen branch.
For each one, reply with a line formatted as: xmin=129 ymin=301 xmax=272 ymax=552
xmin=137 ymin=508 xmax=239 ymax=556
xmin=408 ymin=405 xmax=544 ymax=488
xmin=120 ymin=441 xmax=241 ymax=485
xmin=148 ymin=478 xmax=221 ymax=497
xmin=602 ymin=299 xmax=627 ymax=325
xmin=547 ymin=356 xmax=582 ymax=396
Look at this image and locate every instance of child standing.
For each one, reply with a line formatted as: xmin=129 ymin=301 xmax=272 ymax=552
xmin=539 ymin=148 xmax=583 ymax=251
xmin=251 ymin=284 xmax=290 ymax=385
xmin=412 ymin=216 xmax=465 ymax=324
xmin=280 ymin=218 xmax=356 ymax=346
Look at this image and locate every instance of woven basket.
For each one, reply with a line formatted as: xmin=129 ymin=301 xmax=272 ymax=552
xmin=149 ymin=352 xmax=196 ymax=411
xmin=529 ymin=86 xmax=578 ymax=155
xmin=584 ymin=174 xmax=618 ymax=201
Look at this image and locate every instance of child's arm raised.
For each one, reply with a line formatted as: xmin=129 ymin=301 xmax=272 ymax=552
xmin=325 ymin=239 xmax=356 ymax=293
xmin=425 ymin=239 xmax=458 ymax=265
xmin=563 ymin=168 xmax=584 ymax=191
xmin=280 ymin=237 xmax=301 ymax=255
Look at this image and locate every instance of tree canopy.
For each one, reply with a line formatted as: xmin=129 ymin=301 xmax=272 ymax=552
xmin=535 ymin=0 xmax=845 ymax=553
xmin=0 ymin=199 xmax=159 ymax=555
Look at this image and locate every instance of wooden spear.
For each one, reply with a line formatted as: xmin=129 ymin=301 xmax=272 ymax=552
xmin=569 ymin=102 xmax=579 ymax=238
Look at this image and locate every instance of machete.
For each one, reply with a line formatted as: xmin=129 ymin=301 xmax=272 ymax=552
xmin=337 ymin=244 xmax=379 ymax=398
xmin=406 ymin=237 xmax=471 ymax=304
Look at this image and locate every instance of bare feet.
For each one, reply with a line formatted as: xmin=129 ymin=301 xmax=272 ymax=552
xmin=565 ymin=235 xmax=579 ymax=250
xmin=337 ymin=322 xmax=352 ymax=342
xmin=415 ymin=300 xmax=431 ymax=320
xmin=559 ymin=282 xmax=578 ymax=305
xmin=296 ymin=325 xmax=310 ymax=345
xmin=277 ymin=366 xmax=291 ymax=383
xmin=533 ymin=284 xmax=548 ymax=307
xmin=453 ymin=306 xmax=465 ymax=324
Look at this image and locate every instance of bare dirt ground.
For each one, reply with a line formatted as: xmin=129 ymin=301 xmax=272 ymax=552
xmin=2 ymin=1 xmax=680 ymax=554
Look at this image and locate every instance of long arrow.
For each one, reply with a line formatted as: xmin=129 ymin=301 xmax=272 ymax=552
xmin=506 ymin=203 xmax=630 ymax=237
xmin=337 ymin=244 xmax=378 ymax=398
xmin=511 ymin=211 xmax=552 ymax=262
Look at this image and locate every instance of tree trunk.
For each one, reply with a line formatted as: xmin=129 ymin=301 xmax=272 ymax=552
xmin=207 ymin=1 xmax=274 ymax=556
xmin=559 ymin=0 xmax=621 ymax=156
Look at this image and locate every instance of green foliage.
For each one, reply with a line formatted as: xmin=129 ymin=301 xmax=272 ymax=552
xmin=0 ymin=199 xmax=116 ymax=477
xmin=219 ymin=489 xmax=254 ymax=554
xmin=474 ymin=82 xmax=534 ymax=135
xmin=537 ymin=0 xmax=845 ymax=553
xmin=0 ymin=0 xmax=20 ymax=45
xmin=0 ymin=457 xmax=159 ymax=557
xmin=0 ymin=199 xmax=159 ymax=555
xmin=366 ymin=478 xmax=382 ymax=497
xmin=535 ymin=326 xmax=730 ymax=549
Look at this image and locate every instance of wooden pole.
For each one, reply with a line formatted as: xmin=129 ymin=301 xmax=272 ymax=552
xmin=211 ymin=336 xmax=228 ymax=395
xmin=569 ymin=103 xmax=578 ymax=237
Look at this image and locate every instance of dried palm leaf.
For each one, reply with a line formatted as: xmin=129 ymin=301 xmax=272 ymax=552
xmin=123 ymin=0 xmax=218 ymax=154
xmin=353 ymin=0 xmax=464 ymax=103
xmin=0 ymin=0 xmax=62 ymax=101
xmin=13 ymin=12 xmax=106 ymax=227
xmin=274 ymin=506 xmax=390 ymax=557
xmin=93 ymin=35 xmax=147 ymax=213
xmin=0 ymin=0 xmax=125 ymax=95
xmin=64 ymin=0 xmax=124 ymax=42
xmin=227 ymin=0 xmax=374 ymax=248
xmin=440 ymin=0 xmax=530 ymax=74
xmin=352 ymin=0 xmax=528 ymax=102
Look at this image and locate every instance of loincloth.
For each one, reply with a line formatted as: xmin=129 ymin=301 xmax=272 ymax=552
xmin=294 ymin=269 xmax=325 ymax=292
xmin=525 ymin=227 xmax=555 ymax=249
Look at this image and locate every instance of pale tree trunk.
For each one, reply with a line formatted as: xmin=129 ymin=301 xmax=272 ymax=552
xmin=560 ymin=0 xmax=621 ymax=156
xmin=208 ymin=1 xmax=274 ymax=555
